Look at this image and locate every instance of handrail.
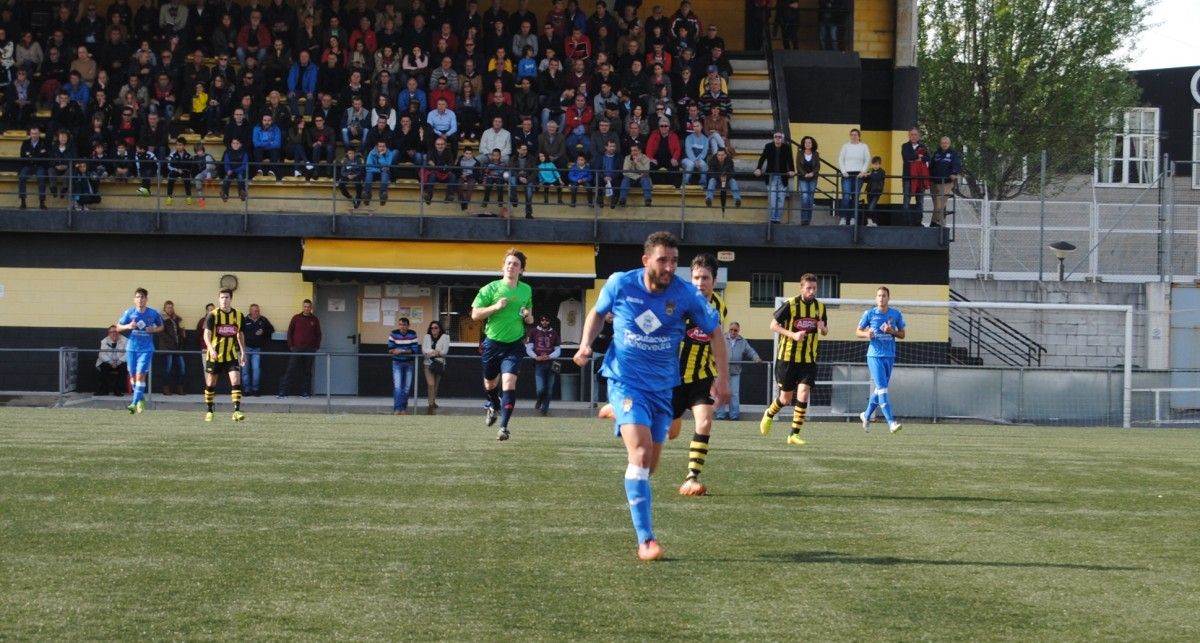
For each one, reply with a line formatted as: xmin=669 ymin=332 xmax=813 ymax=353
xmin=949 ymin=289 xmax=1047 ymax=367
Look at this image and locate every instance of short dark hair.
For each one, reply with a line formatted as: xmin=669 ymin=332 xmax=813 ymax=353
xmin=302 ymin=298 xmax=313 ymax=305
xmin=877 ymin=286 xmax=891 ymax=296
xmin=643 ymin=231 xmax=678 ymax=255
xmin=690 ymin=253 xmax=718 ymax=277
xmin=219 ymin=288 xmax=233 ymax=297
xmin=505 ymin=248 xmax=527 ymax=270
xmin=398 ymin=317 xmax=410 ymax=325
xmin=134 ymin=287 xmax=148 ymax=297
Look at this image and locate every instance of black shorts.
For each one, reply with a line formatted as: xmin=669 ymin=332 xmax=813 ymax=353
xmin=672 ymin=377 xmax=714 ymax=419
xmin=776 ymin=361 xmax=817 ymax=390
xmin=205 ymin=359 xmax=240 ymax=375
xmin=480 ymin=338 xmax=525 ymax=380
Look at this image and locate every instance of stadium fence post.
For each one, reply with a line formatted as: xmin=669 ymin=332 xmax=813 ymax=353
xmin=325 ymin=352 xmax=332 ymax=414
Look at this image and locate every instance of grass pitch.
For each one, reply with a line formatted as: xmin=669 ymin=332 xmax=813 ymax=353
xmin=1 ymin=408 xmax=1198 ymax=640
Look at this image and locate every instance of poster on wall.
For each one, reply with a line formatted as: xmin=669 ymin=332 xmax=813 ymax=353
xmin=384 ymin=285 xmax=403 ymax=297
xmin=363 ymin=285 xmax=382 ymax=299
xmin=362 ymin=298 xmax=380 ymax=322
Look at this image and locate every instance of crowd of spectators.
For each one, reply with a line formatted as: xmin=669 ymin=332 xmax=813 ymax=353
xmin=3 ymin=0 xmax=745 ymax=213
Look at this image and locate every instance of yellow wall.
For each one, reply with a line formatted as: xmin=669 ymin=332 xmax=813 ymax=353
xmin=854 ymin=0 xmax=895 ymax=59
xmin=790 ymin=123 xmax=906 ymax=205
xmin=0 ymin=269 xmax=312 ymax=329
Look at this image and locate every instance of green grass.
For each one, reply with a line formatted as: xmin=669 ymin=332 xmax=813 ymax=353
xmin=1 ymin=408 xmax=1198 ymax=641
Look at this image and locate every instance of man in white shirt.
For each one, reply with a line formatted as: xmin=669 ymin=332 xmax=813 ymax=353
xmin=95 ymin=325 xmax=128 ymax=395
xmin=479 ymin=116 xmax=513 ymax=162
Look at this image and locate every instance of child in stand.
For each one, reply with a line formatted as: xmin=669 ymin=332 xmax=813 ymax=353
xmin=862 ymin=155 xmax=886 ymax=226
xmin=566 ymin=153 xmax=591 ymax=207
xmin=337 ymin=147 xmax=365 ymax=208
xmin=537 ymin=150 xmax=564 ymax=204
xmin=192 ymin=142 xmax=216 ymax=207
xmin=111 ymin=141 xmax=134 ymax=182
xmin=133 ymin=143 xmax=158 ymax=196
xmin=457 ymin=147 xmax=480 ymax=211
xmin=164 ymin=136 xmax=193 ymax=205
xmin=480 ymin=147 xmax=507 ymax=210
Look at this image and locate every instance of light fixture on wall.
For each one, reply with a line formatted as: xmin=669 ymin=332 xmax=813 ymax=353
xmin=1048 ymin=242 xmax=1076 ymax=282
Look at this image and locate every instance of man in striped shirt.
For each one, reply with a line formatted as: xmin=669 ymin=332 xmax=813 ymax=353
xmin=387 ymin=317 xmax=421 ymax=415
xmin=760 ymin=273 xmax=827 ymax=445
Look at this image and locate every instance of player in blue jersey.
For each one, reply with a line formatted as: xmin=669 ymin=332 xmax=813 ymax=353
xmin=856 ymin=286 xmax=906 ymax=433
xmin=116 ymin=287 xmax=164 ymax=413
xmin=573 ymin=231 xmax=730 ymax=561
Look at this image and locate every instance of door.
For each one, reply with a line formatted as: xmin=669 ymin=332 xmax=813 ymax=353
xmin=1169 ymin=285 xmax=1200 ymax=409
xmin=314 ymin=285 xmax=359 ymax=395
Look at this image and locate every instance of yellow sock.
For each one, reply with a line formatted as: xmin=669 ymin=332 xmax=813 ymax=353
xmin=791 ymin=401 xmax=808 ymax=434
xmin=687 ymin=433 xmax=710 ymax=478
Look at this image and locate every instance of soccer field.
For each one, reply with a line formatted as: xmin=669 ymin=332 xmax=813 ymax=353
xmin=1 ymin=408 xmax=1197 ymax=640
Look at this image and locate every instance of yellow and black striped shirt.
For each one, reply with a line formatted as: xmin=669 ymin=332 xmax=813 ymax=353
xmin=205 ymin=308 xmax=245 ymax=362
xmin=774 ymin=296 xmax=827 ymax=364
xmin=679 ymin=292 xmax=727 ymax=384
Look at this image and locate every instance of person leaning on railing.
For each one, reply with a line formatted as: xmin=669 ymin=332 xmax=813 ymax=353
xmin=929 ymin=136 xmax=962 ymax=228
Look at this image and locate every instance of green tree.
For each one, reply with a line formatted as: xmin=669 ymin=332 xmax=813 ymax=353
xmin=919 ymin=0 xmax=1153 ymax=199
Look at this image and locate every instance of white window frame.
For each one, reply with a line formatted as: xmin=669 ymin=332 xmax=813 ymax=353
xmin=1095 ymin=107 xmax=1160 ymax=187
xmin=1193 ymin=109 xmax=1200 ymax=189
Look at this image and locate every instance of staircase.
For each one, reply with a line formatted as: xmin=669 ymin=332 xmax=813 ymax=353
xmin=725 ymin=55 xmax=775 ymax=180
xmin=947 ymin=290 xmax=1047 ymax=367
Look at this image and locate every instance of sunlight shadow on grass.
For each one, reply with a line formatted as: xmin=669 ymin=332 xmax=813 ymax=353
xmin=759 ymin=551 xmax=1142 ymax=571
xmin=752 ymin=490 xmax=1059 ymax=504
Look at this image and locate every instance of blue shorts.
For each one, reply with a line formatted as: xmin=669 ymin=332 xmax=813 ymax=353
xmin=480 ymin=338 xmax=525 ymax=380
xmin=608 ymin=379 xmax=673 ymax=444
xmin=867 ymin=356 xmax=895 ymax=389
xmin=127 ymin=350 xmax=153 ymax=376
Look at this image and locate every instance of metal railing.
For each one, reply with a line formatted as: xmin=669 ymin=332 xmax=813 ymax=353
xmin=948 ymin=289 xmax=1046 ymax=367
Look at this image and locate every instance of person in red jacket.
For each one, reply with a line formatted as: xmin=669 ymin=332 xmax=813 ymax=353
xmin=277 ymin=299 xmax=322 ymax=398
xmin=236 ymin=10 xmax=273 ymax=66
xmin=645 ymin=118 xmax=682 ymax=186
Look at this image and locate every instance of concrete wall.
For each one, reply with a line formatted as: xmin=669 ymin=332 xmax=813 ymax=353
xmin=950 ymin=278 xmax=1147 ymax=369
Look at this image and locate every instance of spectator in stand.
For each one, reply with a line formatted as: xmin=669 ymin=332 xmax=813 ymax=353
xmin=403 ymin=45 xmax=431 ymax=87
xmin=589 ymin=117 xmax=620 ymax=161
xmin=349 ymin=15 xmax=377 ymax=55
xmin=509 ymin=142 xmax=537 ymax=217
xmin=192 ymin=142 xmax=216 ymax=208
xmin=565 ymin=26 xmax=591 ymax=60
xmin=422 ymin=137 xmax=458 ymax=203
xmin=795 ymin=135 xmax=821 ymax=225
xmin=17 ymin=126 xmax=49 ymax=210
xmin=619 ymin=143 xmax=653 ymax=207
xmin=237 ymin=10 xmax=273 ymax=65
xmin=253 ymin=113 xmax=284 ymax=181
xmin=819 ymin=0 xmax=846 ymax=51
xmin=754 ymin=131 xmax=796 ymax=224
xmin=681 ymin=123 xmax=709 ymax=188
xmin=837 ymin=128 xmax=871 ymax=225
xmin=929 ymin=136 xmax=962 ymax=228
xmin=96 ymin=325 xmax=129 ymax=396
xmin=537 ymin=119 xmax=567 ymax=167
xmin=310 ymin=115 xmax=336 ymax=176
xmin=337 ymin=147 xmax=365 ymax=208
xmin=479 ymin=147 xmax=509 ymax=211
xmin=287 ymin=49 xmax=318 ymax=116
xmin=286 ymin=115 xmax=316 ymax=179
xmin=591 ymin=139 xmax=623 ymax=208
xmin=537 ymin=150 xmax=565 ymax=203
xmin=563 ymin=92 xmax=593 ymax=155
xmin=427 ymin=95 xmax=460 ymax=145
xmin=164 ymin=137 xmax=194 ymax=205
xmin=862 ymin=155 xmax=886 ymax=227
xmin=398 ymin=76 xmax=428 ymax=114
xmin=278 ymin=299 xmax=322 ymax=399
xmin=480 ymin=115 xmax=513 ymax=162
xmin=705 ymin=147 xmax=741 ymax=209
xmin=363 ymin=140 xmax=396 ymax=206
xmin=645 ymin=117 xmax=681 ymax=186
xmin=901 ymin=126 xmax=930 ymax=215
xmin=456 ymin=145 xmax=481 ymax=210
xmin=567 ymin=152 xmax=592 ymax=206
xmin=343 ymin=95 xmax=371 ymax=152
xmin=220 ymin=137 xmax=250 ymax=202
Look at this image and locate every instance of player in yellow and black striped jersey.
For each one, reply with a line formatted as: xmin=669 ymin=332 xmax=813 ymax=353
xmin=760 ymin=273 xmax=828 ymax=445
xmin=203 ymin=289 xmax=248 ymax=423
xmin=671 ymin=254 xmax=730 ymax=497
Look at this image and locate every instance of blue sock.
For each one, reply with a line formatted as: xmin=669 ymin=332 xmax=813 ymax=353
xmin=864 ymin=393 xmax=878 ymax=419
xmin=878 ymin=390 xmax=896 ymax=423
xmin=131 ymin=382 xmax=144 ymax=404
xmin=624 ymin=464 xmax=654 ymax=543
xmin=499 ymin=389 xmax=515 ymax=428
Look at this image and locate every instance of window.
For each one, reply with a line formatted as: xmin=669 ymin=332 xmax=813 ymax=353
xmin=750 ymin=272 xmax=782 ymax=307
xmin=814 ymin=274 xmax=840 ymax=300
xmin=1096 ymin=108 xmax=1160 ymax=186
xmin=1193 ymin=109 xmax=1200 ymax=189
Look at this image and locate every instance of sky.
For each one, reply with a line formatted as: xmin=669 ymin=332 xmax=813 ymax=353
xmin=1127 ymin=0 xmax=1200 ymax=70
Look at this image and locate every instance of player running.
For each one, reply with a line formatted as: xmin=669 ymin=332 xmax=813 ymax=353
xmin=760 ymin=273 xmax=827 ymax=445
xmin=857 ymin=286 xmax=906 ymax=433
xmin=116 ymin=287 xmax=164 ymax=413
xmin=574 ymin=231 xmax=730 ymax=561
xmin=202 ymin=288 xmax=248 ymax=423
xmin=471 ymin=248 xmax=534 ymax=441
xmin=670 ymin=253 xmax=728 ymax=497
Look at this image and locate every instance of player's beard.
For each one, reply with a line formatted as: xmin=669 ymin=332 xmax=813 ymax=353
xmin=646 ymin=266 xmax=673 ymax=292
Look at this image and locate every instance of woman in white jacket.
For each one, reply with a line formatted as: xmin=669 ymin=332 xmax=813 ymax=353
xmin=422 ymin=320 xmax=451 ymax=414
xmin=837 ymin=128 xmax=871 ymax=225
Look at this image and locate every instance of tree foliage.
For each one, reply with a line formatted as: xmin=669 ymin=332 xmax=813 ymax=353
xmin=919 ymin=0 xmax=1152 ymax=199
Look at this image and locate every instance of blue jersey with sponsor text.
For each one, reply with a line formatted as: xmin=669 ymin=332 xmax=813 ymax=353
xmin=858 ymin=306 xmax=905 ymax=358
xmin=596 ymin=269 xmax=719 ymax=393
xmin=118 ymin=306 xmax=163 ymax=353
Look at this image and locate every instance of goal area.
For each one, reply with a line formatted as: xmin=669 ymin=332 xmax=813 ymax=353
xmin=773 ymin=297 xmax=1135 ymax=427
